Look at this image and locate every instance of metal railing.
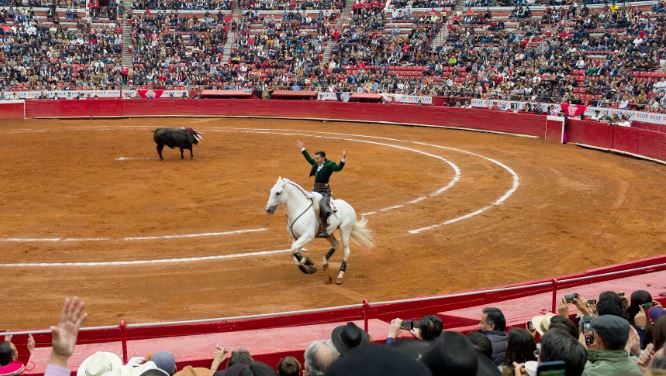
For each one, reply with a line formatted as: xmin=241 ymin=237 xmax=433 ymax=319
xmin=7 ymin=257 xmax=666 ymax=367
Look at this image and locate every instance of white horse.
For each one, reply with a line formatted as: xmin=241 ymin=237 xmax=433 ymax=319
xmin=265 ymin=177 xmax=374 ymax=284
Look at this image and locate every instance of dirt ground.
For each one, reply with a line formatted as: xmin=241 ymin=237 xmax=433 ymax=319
xmin=1 ymin=118 xmax=665 ymax=329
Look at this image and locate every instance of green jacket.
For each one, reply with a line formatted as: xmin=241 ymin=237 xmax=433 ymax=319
xmin=582 ymin=350 xmax=642 ymax=376
xmin=302 ymin=149 xmax=345 ymax=184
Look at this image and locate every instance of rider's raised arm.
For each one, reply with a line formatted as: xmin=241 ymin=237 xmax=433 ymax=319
xmin=301 ymin=148 xmax=316 ymax=166
xmin=331 ymin=160 xmax=345 ymax=171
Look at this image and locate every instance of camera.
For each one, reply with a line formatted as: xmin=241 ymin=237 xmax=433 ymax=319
xmin=586 ymin=299 xmax=597 ymax=307
xmin=400 ymin=320 xmax=419 ymax=330
xmin=641 ymin=302 xmax=656 ymax=312
xmin=581 ymin=316 xmax=595 ymax=346
xmin=564 ymin=293 xmax=578 ymax=303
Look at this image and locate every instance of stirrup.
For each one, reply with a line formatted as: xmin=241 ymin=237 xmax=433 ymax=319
xmin=317 ymin=230 xmax=330 ymax=238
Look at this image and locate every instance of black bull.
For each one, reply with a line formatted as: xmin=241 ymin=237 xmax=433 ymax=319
xmin=153 ymin=128 xmax=202 ymax=160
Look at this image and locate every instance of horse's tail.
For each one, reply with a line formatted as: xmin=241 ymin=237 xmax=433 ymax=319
xmin=350 ymin=216 xmax=375 ymax=249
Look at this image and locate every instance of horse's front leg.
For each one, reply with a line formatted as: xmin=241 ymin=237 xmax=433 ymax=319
xmin=292 ymin=233 xmax=316 ymax=274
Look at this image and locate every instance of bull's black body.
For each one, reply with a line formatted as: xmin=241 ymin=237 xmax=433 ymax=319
xmin=153 ymin=128 xmax=201 ymax=160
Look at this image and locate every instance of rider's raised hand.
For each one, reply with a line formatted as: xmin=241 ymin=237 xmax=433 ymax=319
xmin=297 ymin=140 xmax=305 ymax=150
xmin=341 ymin=150 xmax=347 ymax=161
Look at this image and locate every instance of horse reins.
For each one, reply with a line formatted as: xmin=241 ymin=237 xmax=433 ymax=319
xmin=286 ymin=181 xmax=315 ymax=239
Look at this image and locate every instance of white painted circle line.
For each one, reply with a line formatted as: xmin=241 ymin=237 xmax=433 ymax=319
xmin=223 ymin=128 xmax=518 ymax=234
xmin=0 ymin=248 xmax=295 ymax=268
xmin=407 ymin=141 xmax=520 ymax=234
xmin=0 ymin=228 xmax=267 ymax=243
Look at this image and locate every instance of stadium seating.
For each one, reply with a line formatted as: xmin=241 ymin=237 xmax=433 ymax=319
xmin=0 ymin=0 xmax=664 ymax=112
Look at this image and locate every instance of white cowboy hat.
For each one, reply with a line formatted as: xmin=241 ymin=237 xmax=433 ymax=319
xmin=531 ymin=312 xmax=557 ymax=336
xmin=77 ymin=352 xmax=123 ymax=376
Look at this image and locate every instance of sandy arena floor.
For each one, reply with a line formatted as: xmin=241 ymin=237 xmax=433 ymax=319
xmin=1 ymin=118 xmax=665 ymax=329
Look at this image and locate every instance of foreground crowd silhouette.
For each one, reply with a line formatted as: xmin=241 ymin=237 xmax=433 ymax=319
xmin=2 ymin=290 xmax=666 ymax=376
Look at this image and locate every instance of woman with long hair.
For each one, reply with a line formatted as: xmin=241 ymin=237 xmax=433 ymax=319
xmin=501 ymin=328 xmax=537 ymax=376
xmin=628 ymin=290 xmax=653 ymax=349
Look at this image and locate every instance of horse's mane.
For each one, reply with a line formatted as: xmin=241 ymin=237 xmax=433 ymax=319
xmin=280 ymin=178 xmax=311 ymax=198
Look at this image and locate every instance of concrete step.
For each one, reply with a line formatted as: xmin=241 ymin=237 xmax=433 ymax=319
xmin=322 ymin=4 xmax=351 ymax=63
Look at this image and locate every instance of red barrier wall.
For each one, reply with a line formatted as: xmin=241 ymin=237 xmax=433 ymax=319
xmin=636 ymin=129 xmax=666 ymax=162
xmin=545 ymin=118 xmax=564 ymax=143
xmin=565 ymin=119 xmax=614 ymax=149
xmin=0 ymin=102 xmax=25 ymax=120
xmin=23 ymin=99 xmax=550 ymax=137
xmin=613 ymin=126 xmax=640 ymax=155
xmin=7 ymin=99 xmax=664 ymax=163
xmin=633 ymin=121 xmax=666 ymax=134
xmin=566 ymin=119 xmax=666 ymax=162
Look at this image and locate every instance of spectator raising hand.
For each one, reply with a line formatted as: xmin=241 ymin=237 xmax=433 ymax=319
xmin=210 ymin=345 xmax=229 ymax=372
xmin=48 ymin=297 xmax=88 ymax=368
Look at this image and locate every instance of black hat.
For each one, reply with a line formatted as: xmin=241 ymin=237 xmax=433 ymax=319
xmin=390 ymin=339 xmax=432 ymax=362
xmin=330 ymin=322 xmax=370 ymax=354
xmin=422 ymin=332 xmax=483 ymax=376
xmin=325 ymin=344 xmax=431 ymax=376
xmin=219 ymin=362 xmax=276 ymax=376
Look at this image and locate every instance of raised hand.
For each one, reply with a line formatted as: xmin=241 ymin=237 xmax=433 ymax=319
xmin=387 ymin=318 xmax=403 ymax=339
xmin=27 ymin=334 xmax=36 ymax=354
xmin=49 ymin=297 xmax=87 ymax=366
xmin=557 ymin=298 xmax=569 ymax=317
xmin=297 ymin=140 xmax=305 ymax=149
xmin=341 ymin=150 xmax=347 ymax=161
xmin=210 ymin=345 xmax=229 ymax=372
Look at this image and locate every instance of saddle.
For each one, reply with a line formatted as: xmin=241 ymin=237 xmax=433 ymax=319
xmin=309 ymin=191 xmax=338 ymax=217
xmin=310 ymin=192 xmax=338 ymax=237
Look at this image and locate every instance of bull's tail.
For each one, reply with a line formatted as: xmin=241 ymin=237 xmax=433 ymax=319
xmin=350 ymin=216 xmax=374 ymax=249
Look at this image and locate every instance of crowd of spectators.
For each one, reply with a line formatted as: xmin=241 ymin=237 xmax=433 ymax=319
xmin=389 ymin=0 xmax=455 ymax=9
xmin=431 ymin=4 xmax=666 ymax=111
xmin=1 ymin=0 xmax=666 ymax=112
xmin=0 ymin=7 xmax=122 ymax=91
xmin=4 ymin=291 xmax=665 ymax=376
xmin=0 ymin=0 xmax=85 ymax=7
xmin=132 ymin=0 xmax=232 ymax=11
xmin=129 ymin=11 xmax=230 ymax=86
xmin=463 ymin=0 xmax=649 ymax=9
xmin=240 ymin=0 xmax=341 ymax=11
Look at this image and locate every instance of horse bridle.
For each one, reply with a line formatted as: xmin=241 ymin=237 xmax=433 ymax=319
xmin=285 ymin=181 xmax=314 ymax=239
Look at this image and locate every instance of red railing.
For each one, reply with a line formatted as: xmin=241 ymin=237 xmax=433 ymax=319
xmin=8 ymin=254 xmax=666 ymax=368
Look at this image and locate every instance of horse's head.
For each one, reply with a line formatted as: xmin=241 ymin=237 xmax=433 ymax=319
xmin=265 ymin=177 xmax=288 ymax=215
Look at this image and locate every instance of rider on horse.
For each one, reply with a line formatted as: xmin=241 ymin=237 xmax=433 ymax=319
xmin=297 ymin=140 xmax=346 ymax=238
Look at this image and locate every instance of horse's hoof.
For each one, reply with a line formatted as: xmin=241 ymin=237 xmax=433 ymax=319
xmin=303 ymin=256 xmax=314 ymax=266
xmin=336 ymin=277 xmax=344 ymax=285
xmin=299 ymin=264 xmax=317 ymax=274
xmin=322 ymin=257 xmax=329 ymax=271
